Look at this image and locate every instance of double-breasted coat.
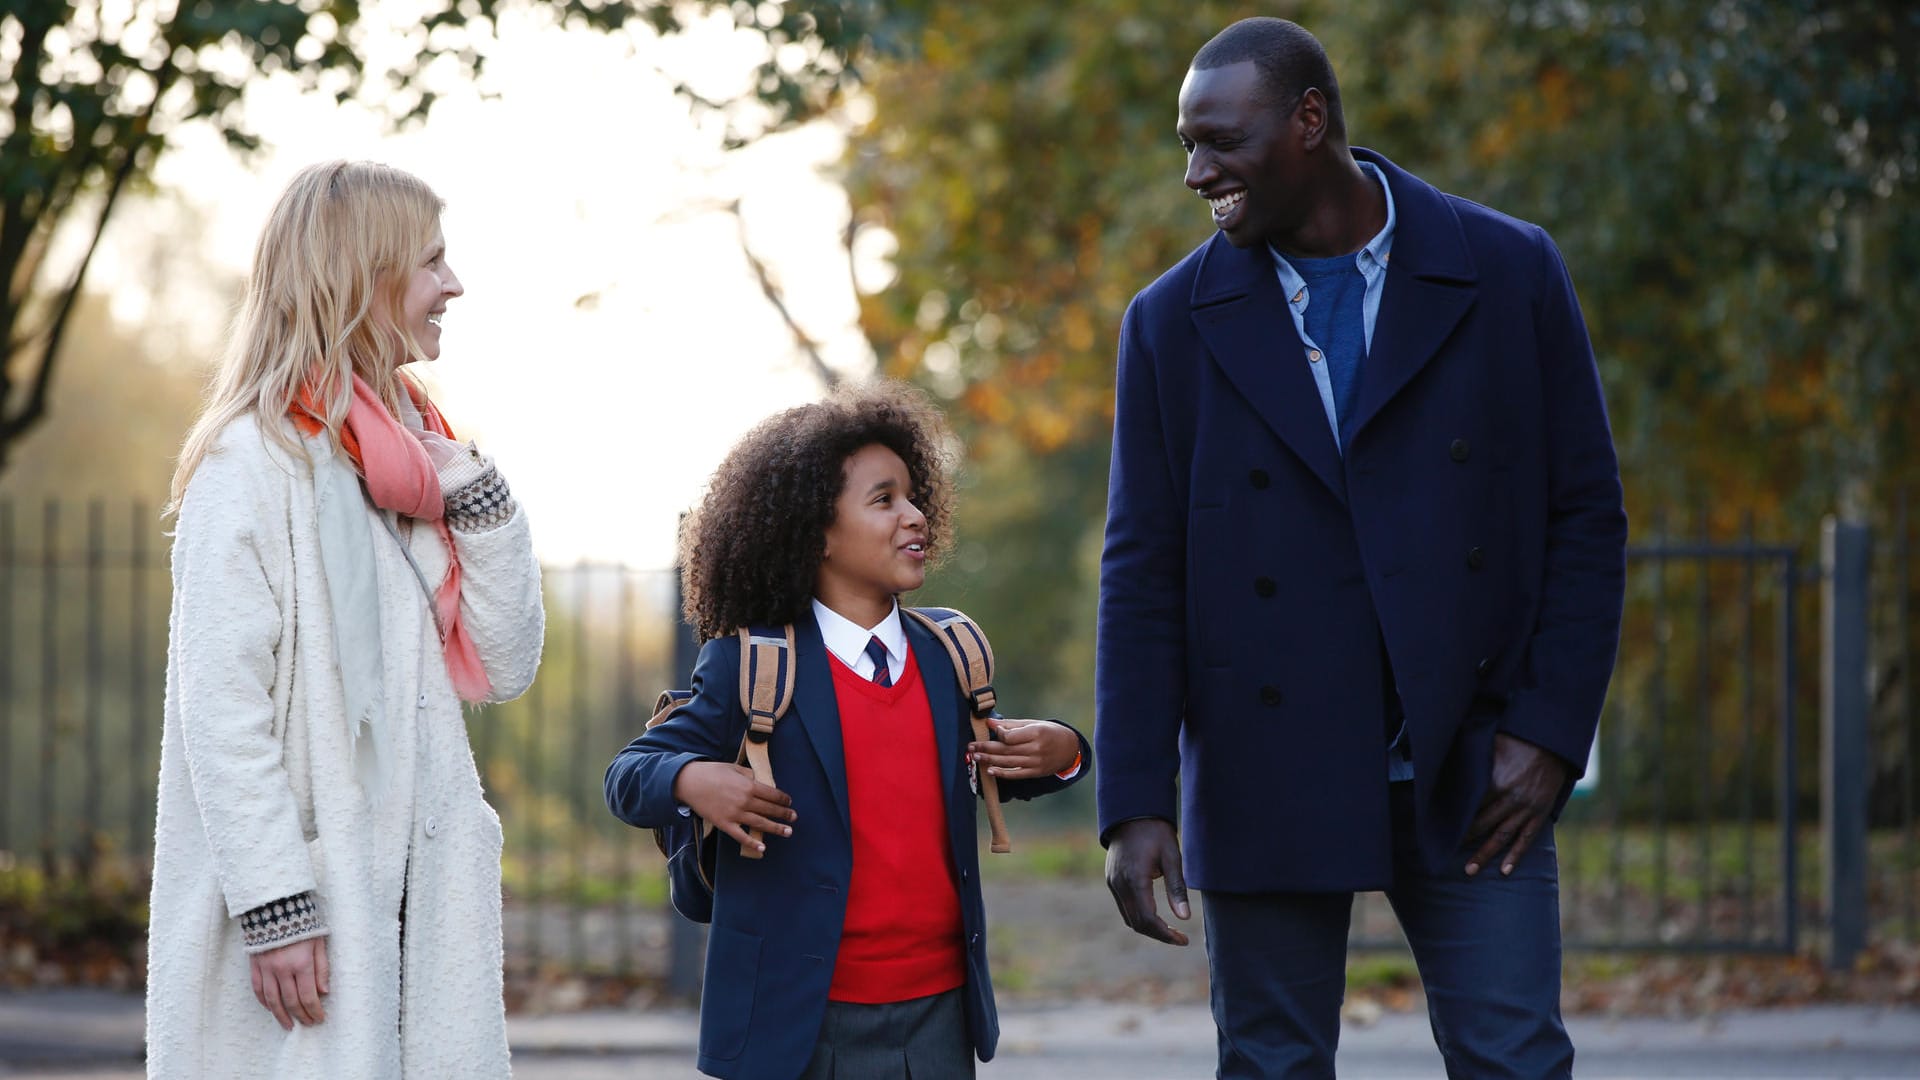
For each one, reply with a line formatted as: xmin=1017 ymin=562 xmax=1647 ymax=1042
xmin=1094 ymin=149 xmax=1628 ymax=891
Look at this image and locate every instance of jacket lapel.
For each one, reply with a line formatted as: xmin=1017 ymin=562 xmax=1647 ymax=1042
xmin=1344 ymin=148 xmax=1479 ymax=444
xmin=907 ymin=615 xmax=965 ymax=808
xmin=1190 ymin=235 xmax=1347 ymax=502
xmin=790 ymin=613 xmax=852 ymax=833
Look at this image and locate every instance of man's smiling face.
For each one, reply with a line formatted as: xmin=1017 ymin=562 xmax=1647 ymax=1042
xmin=1177 ymin=60 xmax=1307 ymax=250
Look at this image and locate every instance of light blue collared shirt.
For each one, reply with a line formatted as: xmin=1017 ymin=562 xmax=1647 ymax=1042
xmin=1268 ymin=162 xmax=1411 ymax=781
xmin=1268 ymin=160 xmax=1398 ymax=454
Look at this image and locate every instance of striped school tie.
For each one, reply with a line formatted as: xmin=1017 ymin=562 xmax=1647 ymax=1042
xmin=863 ymin=636 xmax=893 ymax=687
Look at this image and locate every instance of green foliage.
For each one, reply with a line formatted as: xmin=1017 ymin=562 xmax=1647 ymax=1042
xmin=1345 ymin=954 xmax=1418 ymax=991
xmin=1341 ymin=0 xmax=1920 ymax=526
xmin=0 ymin=858 xmax=148 ymax=987
xmin=990 ymin=827 xmax=1105 ymax=880
xmin=0 ymin=292 xmax=204 ymax=500
xmin=851 ymin=0 xmax=1252 ymax=727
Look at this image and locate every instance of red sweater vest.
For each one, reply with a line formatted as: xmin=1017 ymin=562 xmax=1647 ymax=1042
xmin=826 ymin=650 xmax=967 ymax=1003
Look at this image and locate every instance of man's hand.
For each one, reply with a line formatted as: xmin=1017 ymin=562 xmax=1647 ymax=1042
xmin=672 ymin=761 xmax=797 ymax=853
xmin=969 ymin=718 xmax=1080 ymax=779
xmin=1464 ymin=732 xmax=1569 ymax=876
xmin=249 ymin=936 xmax=329 ymax=1031
xmin=1104 ymin=818 xmax=1191 ymax=946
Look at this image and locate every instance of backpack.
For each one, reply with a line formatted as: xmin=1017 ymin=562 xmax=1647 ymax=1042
xmin=647 ymin=606 xmax=1011 ymax=923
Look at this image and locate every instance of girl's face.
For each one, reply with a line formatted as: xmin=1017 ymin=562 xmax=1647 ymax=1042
xmin=391 ymin=224 xmax=464 ymax=363
xmin=816 ymin=443 xmax=929 ymax=627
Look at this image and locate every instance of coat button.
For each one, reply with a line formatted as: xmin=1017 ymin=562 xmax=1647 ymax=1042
xmin=417 ymin=693 xmax=428 ymax=709
xmin=1466 ymin=546 xmax=1485 ymax=570
xmin=1249 ymin=468 xmax=1270 ymax=489
xmin=1450 ymin=438 xmax=1470 ymax=462
xmin=1254 ymin=577 xmax=1276 ymax=598
xmin=1259 ymin=685 xmax=1282 ymax=707
xmin=1308 ymin=349 xmax=1323 ymax=363
xmin=1476 ymin=657 xmax=1492 ymax=678
xmin=424 ymin=816 xmax=439 ymax=839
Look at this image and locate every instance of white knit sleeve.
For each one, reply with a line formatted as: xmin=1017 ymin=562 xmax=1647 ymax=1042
xmin=170 ymin=430 xmax=318 ymax=917
xmin=448 ymin=500 xmax=545 ymax=703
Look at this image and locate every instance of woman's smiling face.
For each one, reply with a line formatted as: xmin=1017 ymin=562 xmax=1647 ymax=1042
xmin=396 ymin=224 xmax=463 ymax=362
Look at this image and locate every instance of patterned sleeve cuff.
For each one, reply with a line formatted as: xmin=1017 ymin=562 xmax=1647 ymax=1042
xmin=436 ymin=441 xmax=490 ymax=496
xmin=240 ymin=891 xmax=327 ymax=954
xmin=445 ymin=462 xmax=518 ymax=533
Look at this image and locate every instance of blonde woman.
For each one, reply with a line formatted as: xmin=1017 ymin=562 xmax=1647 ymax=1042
xmin=147 ymin=161 xmax=544 ymax=1078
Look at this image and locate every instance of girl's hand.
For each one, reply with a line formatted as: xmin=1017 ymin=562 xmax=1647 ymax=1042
xmin=672 ymin=761 xmax=798 ymax=853
xmin=249 ymin=936 xmax=329 ymax=1030
xmin=969 ymin=719 xmax=1081 ymax=780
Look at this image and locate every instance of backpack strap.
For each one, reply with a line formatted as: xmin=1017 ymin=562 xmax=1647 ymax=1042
xmin=733 ymin=623 xmax=796 ymax=859
xmin=904 ymin=607 xmax=1012 ymax=853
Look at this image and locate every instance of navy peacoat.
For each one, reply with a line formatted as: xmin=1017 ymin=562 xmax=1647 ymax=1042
xmin=1094 ymin=148 xmax=1627 ymax=893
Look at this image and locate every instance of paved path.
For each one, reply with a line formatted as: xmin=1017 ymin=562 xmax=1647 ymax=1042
xmin=4 ymin=990 xmax=1917 ymax=1077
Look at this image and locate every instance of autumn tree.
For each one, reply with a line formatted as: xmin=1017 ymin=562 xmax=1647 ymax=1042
xmin=844 ymin=0 xmax=1918 ymax=726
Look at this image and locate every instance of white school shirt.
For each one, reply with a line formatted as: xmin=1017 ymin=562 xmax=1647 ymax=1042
xmin=812 ymin=598 xmax=907 ymax=684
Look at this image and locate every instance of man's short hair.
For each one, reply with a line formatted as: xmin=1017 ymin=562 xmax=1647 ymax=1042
xmin=1192 ymin=18 xmax=1346 ymax=140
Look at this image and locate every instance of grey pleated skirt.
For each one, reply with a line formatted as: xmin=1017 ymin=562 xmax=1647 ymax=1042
xmin=798 ymin=987 xmax=974 ymax=1080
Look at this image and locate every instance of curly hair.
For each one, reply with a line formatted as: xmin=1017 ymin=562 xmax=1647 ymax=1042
xmin=679 ymin=379 xmax=958 ymax=641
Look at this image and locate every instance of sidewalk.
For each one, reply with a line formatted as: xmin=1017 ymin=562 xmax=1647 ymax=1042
xmin=3 ymin=989 xmax=1917 ymax=1078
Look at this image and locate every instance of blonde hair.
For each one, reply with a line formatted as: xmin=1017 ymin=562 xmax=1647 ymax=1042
xmin=167 ymin=161 xmax=445 ymax=512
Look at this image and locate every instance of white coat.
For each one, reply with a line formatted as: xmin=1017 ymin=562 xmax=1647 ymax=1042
xmin=146 ymin=415 xmax=545 ymax=1078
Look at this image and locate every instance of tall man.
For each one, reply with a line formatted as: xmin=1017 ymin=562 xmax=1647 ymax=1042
xmin=1095 ymin=18 xmax=1626 ymax=1079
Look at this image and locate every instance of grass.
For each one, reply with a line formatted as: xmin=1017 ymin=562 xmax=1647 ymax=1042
xmin=4 ymin=819 xmax=1916 ymax=993
xmin=9 ymin=820 xmax=1914 ymax=925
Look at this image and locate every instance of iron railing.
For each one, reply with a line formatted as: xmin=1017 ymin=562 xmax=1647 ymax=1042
xmin=2 ymin=496 xmax=1916 ymax=972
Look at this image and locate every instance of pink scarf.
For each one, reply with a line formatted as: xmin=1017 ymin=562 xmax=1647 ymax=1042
xmin=294 ymin=374 xmax=492 ymax=702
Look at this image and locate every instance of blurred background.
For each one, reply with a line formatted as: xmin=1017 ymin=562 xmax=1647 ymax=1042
xmin=0 ymin=0 xmax=1916 ymax=1019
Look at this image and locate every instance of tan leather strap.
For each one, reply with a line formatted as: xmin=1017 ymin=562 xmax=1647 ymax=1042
xmin=904 ymin=608 xmax=1012 ymax=853
xmin=733 ymin=625 xmax=796 ymax=858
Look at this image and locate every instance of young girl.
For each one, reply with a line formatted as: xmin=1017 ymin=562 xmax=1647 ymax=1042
xmin=149 ymin=161 xmax=544 ymax=1077
xmin=605 ymin=381 xmax=1088 ymax=1080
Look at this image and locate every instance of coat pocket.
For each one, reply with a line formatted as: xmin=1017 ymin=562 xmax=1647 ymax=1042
xmin=303 ymin=836 xmax=329 ymax=929
xmin=1188 ymin=505 xmax=1229 ymax=665
xmin=304 ymin=836 xmax=327 ymax=891
xmin=697 ymin=925 xmax=761 ymax=1061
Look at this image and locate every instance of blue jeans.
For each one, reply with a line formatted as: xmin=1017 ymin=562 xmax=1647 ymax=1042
xmin=1203 ymin=782 xmax=1572 ymax=1079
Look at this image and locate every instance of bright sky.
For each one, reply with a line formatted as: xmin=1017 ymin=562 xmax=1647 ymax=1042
xmin=87 ymin=4 xmax=887 ymax=569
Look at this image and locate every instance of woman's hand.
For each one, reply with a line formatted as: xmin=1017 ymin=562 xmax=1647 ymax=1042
xmin=671 ymin=761 xmax=798 ymax=853
xmin=248 ymin=936 xmax=329 ymax=1031
xmin=410 ymin=428 xmax=468 ymax=472
xmin=969 ymin=718 xmax=1081 ymax=780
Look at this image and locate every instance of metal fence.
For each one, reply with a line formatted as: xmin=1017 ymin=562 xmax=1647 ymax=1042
xmin=0 ymin=497 xmax=689 ymax=984
xmin=1537 ymin=532 xmax=1803 ymax=951
xmin=1883 ymin=497 xmax=1919 ymax=945
xmin=1 ymin=496 xmax=1916 ymax=977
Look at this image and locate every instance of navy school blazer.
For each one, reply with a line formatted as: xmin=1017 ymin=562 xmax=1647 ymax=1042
xmin=605 ymin=609 xmax=1091 ymax=1080
xmin=1094 ymin=147 xmax=1627 ymax=893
